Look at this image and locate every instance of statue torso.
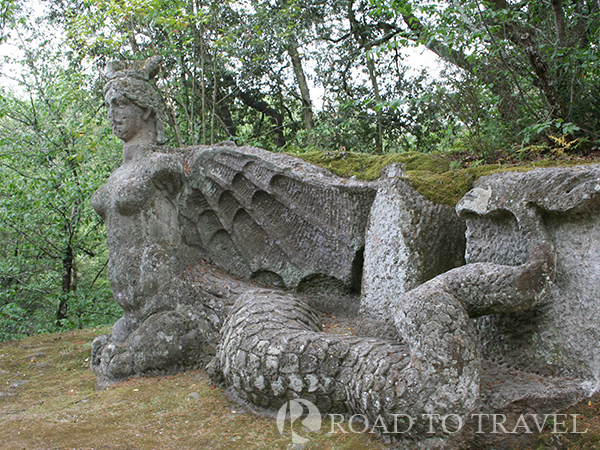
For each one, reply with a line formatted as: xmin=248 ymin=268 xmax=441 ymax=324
xmin=91 ymin=148 xmax=186 ymax=314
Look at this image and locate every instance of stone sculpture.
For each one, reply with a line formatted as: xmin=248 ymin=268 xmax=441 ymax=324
xmin=90 ymin=56 xmax=378 ymax=386
xmin=215 ymin=176 xmax=561 ymax=449
xmin=90 ymin=57 xmax=233 ymax=385
xmin=457 ymin=168 xmax=600 ymax=381
xmin=91 ymin=57 xmax=598 ymax=449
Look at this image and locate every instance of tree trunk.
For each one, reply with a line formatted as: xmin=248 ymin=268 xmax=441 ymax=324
xmin=287 ymin=38 xmax=315 ymax=145
xmin=56 ymin=244 xmax=73 ymax=326
xmin=521 ymin=32 xmax=567 ymax=120
xmin=197 ymin=22 xmax=207 ymax=145
xmin=348 ymin=1 xmax=383 ymax=154
xmin=164 ymin=83 xmax=185 ymax=147
xmin=125 ymin=18 xmax=140 ymax=54
xmin=233 ymin=86 xmax=286 ymax=148
xmin=211 ymin=61 xmax=218 ymax=145
xmin=216 ymin=90 xmax=236 ymax=138
xmin=549 ymin=0 xmax=566 ymax=47
xmin=365 ymin=49 xmax=383 ymax=154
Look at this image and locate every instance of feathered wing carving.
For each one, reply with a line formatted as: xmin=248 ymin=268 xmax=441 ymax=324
xmin=180 ymin=144 xmax=376 ymax=291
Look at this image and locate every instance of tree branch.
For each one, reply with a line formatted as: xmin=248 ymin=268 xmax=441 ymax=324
xmin=549 ymin=0 xmax=566 ymax=47
xmin=2 ymin=220 xmax=61 ymax=259
xmin=521 ymin=32 xmax=566 ymax=119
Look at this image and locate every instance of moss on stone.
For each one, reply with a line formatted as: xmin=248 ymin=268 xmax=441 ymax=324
xmin=290 ymin=150 xmax=599 ymax=206
xmin=295 ymin=150 xmax=450 ymax=179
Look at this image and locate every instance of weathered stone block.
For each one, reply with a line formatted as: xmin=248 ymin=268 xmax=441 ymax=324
xmin=456 ymin=165 xmax=600 ymax=382
xmin=361 ymin=174 xmax=466 ymax=320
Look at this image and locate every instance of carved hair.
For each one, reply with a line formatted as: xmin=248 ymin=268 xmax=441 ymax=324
xmin=103 ymin=56 xmax=167 ymax=144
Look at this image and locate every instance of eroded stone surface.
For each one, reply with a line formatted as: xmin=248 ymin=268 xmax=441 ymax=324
xmin=181 ymin=144 xmax=376 ymax=293
xmin=218 ymin=288 xmax=476 ymax=449
xmin=361 ymin=176 xmax=466 ymax=320
xmin=457 ymin=166 xmax=600 ymax=382
xmin=472 ymin=360 xmax=592 ymax=449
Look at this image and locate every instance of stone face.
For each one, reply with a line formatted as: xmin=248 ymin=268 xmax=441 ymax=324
xmin=457 ymin=165 xmax=600 ymax=382
xmin=361 ymin=176 xmax=466 ymax=320
xmin=180 ymin=144 xmax=376 ymax=292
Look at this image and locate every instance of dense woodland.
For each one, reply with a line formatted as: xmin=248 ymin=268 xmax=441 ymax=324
xmin=1 ymin=0 xmax=599 ymax=340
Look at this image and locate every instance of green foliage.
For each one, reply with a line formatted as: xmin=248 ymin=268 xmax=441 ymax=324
xmin=45 ymin=0 xmax=600 ymax=156
xmin=368 ymin=0 xmax=600 ymax=152
xmin=1 ymin=0 xmax=600 ymax=340
xmin=521 ymin=118 xmax=582 ymax=146
xmin=0 ymin=7 xmax=119 ymax=341
xmin=0 ymin=302 xmax=30 ymax=340
xmin=50 ymin=0 xmax=321 ymax=151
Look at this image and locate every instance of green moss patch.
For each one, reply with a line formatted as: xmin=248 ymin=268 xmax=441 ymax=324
xmin=291 ymin=151 xmax=600 ymax=206
xmin=295 ymin=150 xmax=451 ymax=179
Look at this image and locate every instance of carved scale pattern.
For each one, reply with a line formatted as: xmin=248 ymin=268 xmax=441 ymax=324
xmin=180 ymin=145 xmax=376 ymax=290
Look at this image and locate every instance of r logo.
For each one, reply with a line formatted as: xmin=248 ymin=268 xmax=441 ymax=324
xmin=276 ymin=398 xmax=322 ymax=444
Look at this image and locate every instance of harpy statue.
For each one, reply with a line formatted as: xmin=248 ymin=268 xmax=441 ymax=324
xmin=90 ymin=57 xmax=595 ymax=450
xmin=91 ymin=56 xmax=234 ymax=381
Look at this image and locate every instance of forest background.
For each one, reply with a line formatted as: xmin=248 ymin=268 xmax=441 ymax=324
xmin=0 ymin=0 xmax=599 ymax=340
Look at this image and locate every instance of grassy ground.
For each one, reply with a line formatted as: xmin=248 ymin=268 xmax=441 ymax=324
xmin=1 ymin=328 xmax=599 ymax=450
xmin=0 ymin=327 xmax=387 ymax=450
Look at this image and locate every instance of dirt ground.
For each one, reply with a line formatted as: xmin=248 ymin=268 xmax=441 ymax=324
xmin=1 ymin=327 xmax=598 ymax=450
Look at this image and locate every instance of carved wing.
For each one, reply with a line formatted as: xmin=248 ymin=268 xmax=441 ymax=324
xmin=180 ymin=144 xmax=376 ymax=292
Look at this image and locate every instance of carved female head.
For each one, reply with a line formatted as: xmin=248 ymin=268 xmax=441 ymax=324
xmin=103 ymin=56 xmax=166 ymax=145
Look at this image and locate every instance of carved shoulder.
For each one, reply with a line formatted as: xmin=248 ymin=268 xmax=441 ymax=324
xmin=146 ymin=152 xmax=185 ymax=197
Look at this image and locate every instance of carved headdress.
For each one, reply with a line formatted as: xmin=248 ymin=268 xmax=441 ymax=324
xmin=103 ymin=56 xmax=167 ymax=144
